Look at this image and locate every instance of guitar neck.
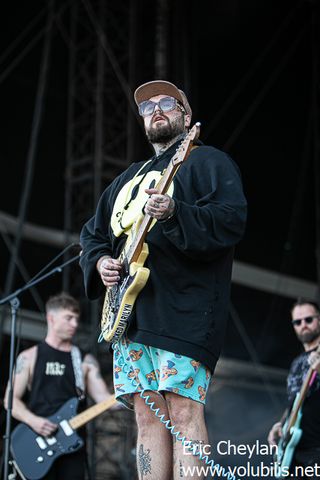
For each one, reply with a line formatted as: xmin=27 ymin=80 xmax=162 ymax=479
xmin=126 ymin=155 xmax=183 ymax=264
xmin=69 ymin=396 xmax=117 ymax=430
xmin=126 ymin=214 xmax=152 ymax=264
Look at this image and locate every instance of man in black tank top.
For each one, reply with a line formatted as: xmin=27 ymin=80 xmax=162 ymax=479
xmin=268 ymin=300 xmax=320 ymax=479
xmin=4 ymin=292 xmax=115 ymax=480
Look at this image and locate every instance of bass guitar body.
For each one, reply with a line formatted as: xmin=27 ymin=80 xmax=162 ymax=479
xmin=10 ymin=395 xmax=116 ymax=480
xmin=10 ymin=398 xmax=83 ymax=480
xmin=275 ymin=402 xmax=303 ymax=478
xmin=100 ymin=241 xmax=150 ymax=343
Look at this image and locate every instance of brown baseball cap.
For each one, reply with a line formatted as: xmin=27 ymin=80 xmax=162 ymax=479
xmin=134 ymin=80 xmax=192 ymax=117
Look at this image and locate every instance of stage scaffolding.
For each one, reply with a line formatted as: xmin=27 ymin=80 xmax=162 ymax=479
xmin=61 ymin=2 xmax=140 ymax=477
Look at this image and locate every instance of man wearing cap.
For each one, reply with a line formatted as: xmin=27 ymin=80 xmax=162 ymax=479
xmin=80 ymin=80 xmax=247 ymax=479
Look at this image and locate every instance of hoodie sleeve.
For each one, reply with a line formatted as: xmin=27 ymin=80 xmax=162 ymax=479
xmin=160 ymin=147 xmax=247 ymax=260
xmin=79 ymin=187 xmax=114 ymax=299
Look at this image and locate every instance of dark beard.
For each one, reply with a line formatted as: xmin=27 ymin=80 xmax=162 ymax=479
xmin=297 ymin=326 xmax=320 ymax=344
xmin=146 ymin=116 xmax=185 ymax=144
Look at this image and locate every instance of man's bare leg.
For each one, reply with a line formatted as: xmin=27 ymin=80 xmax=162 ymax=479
xmin=165 ymin=392 xmax=209 ymax=480
xmin=134 ymin=392 xmax=173 ymax=480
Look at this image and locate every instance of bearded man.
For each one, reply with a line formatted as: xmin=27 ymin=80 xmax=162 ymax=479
xmin=80 ymin=80 xmax=247 ymax=479
xmin=268 ymin=300 xmax=320 ymax=478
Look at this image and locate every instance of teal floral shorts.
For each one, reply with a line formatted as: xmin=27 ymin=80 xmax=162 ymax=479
xmin=113 ymin=338 xmax=212 ymax=409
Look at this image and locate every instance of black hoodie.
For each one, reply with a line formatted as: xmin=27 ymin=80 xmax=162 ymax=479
xmin=80 ymin=140 xmax=247 ymax=371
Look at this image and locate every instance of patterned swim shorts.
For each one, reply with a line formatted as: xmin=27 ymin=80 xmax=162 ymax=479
xmin=113 ymin=338 xmax=212 ymax=409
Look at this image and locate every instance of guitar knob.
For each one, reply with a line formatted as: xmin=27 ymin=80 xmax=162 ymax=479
xmin=36 ymin=456 xmax=44 ymax=463
xmin=47 ymin=450 xmax=54 ymax=456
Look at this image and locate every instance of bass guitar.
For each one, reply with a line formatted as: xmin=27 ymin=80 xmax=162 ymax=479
xmin=99 ymin=122 xmax=201 ymax=343
xmin=275 ymin=345 xmax=320 ymax=477
xmin=10 ymin=395 xmax=116 ymax=480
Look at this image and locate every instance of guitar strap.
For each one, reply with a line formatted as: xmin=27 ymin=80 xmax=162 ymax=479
xmin=71 ymin=346 xmax=85 ymax=399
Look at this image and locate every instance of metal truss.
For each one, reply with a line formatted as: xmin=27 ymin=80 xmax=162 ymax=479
xmin=63 ymin=0 xmax=137 ymax=295
xmin=61 ymin=1 xmax=139 ymax=476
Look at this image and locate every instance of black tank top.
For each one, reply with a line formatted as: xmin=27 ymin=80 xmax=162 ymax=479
xmin=28 ymin=342 xmax=82 ymax=417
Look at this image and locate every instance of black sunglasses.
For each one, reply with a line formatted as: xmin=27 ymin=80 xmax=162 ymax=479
xmin=138 ymin=96 xmax=185 ymax=117
xmin=292 ymin=315 xmax=319 ymax=327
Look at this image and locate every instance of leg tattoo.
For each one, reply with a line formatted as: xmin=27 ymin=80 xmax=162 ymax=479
xmin=138 ymin=444 xmax=152 ymax=478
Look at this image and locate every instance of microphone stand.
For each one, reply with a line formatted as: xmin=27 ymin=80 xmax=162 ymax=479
xmin=1 ymin=253 xmax=80 ymax=480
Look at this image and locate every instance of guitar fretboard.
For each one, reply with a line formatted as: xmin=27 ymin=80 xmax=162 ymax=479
xmin=69 ymin=396 xmax=117 ymax=430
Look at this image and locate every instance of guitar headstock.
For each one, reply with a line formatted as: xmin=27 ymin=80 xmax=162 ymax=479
xmin=172 ymin=122 xmax=201 ymax=166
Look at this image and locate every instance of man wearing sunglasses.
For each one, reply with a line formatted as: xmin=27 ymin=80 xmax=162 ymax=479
xmin=80 ymin=80 xmax=247 ymax=479
xmin=268 ymin=300 xmax=320 ymax=476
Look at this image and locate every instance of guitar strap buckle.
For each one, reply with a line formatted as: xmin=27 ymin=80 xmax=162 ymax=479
xmin=75 ymin=387 xmax=86 ymax=401
xmin=9 ymin=459 xmax=27 ymax=480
